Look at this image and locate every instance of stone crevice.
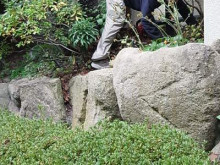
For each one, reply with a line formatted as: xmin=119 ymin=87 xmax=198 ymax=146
xmin=140 ymin=97 xmax=175 ymax=127
xmin=79 ymin=89 xmax=88 ymax=123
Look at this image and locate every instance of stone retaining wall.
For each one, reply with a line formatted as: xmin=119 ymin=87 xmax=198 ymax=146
xmin=1 ymin=41 xmax=220 ymax=150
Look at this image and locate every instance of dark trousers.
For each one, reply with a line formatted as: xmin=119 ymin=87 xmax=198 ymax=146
xmin=125 ymin=0 xmax=197 ymax=39
xmin=165 ymin=0 xmax=197 ymax=36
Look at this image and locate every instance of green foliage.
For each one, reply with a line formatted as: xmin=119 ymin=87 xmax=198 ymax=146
xmin=156 ymin=0 xmax=184 ymax=36
xmin=0 ymin=0 xmax=103 ymax=73
xmin=143 ymin=35 xmax=187 ymax=51
xmin=183 ymin=24 xmax=204 ymax=42
xmin=10 ymin=60 xmax=56 ymax=79
xmin=27 ymin=44 xmax=64 ymax=61
xmin=89 ymin=0 xmax=106 ymax=33
xmin=114 ymin=35 xmax=136 ymax=48
xmin=0 ymin=40 xmax=11 ymax=60
xmin=143 ymin=34 xmax=203 ymax=52
xmin=0 ymin=0 xmax=95 ymax=50
xmin=0 ymin=110 xmax=210 ymax=164
xmin=0 ymin=44 xmax=76 ymax=79
xmin=69 ymin=19 xmax=99 ymax=49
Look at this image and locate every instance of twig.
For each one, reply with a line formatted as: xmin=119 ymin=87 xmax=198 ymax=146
xmin=125 ymin=19 xmax=144 ymax=50
xmin=194 ymin=0 xmax=203 ymax=16
xmin=183 ymin=0 xmax=203 ymax=17
xmin=33 ymin=37 xmax=81 ymax=55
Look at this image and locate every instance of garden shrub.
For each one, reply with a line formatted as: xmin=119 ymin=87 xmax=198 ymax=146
xmin=69 ymin=18 xmax=99 ymax=50
xmin=0 ymin=0 xmax=100 ymax=53
xmin=89 ymin=0 xmax=106 ymax=33
xmin=0 ymin=0 xmax=106 ymax=79
xmin=143 ymin=32 xmax=203 ymax=52
xmin=0 ymin=110 xmax=210 ymax=164
xmin=0 ymin=44 xmax=75 ymax=79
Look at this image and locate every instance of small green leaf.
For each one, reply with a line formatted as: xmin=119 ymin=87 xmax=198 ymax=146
xmin=97 ymin=19 xmax=103 ymax=25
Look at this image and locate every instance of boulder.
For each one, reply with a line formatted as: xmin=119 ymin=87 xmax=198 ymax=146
xmin=113 ymin=44 xmax=220 ymax=150
xmin=210 ymin=142 xmax=220 ymax=162
xmin=84 ymin=69 xmax=120 ymax=130
xmin=70 ymin=69 xmax=121 ymax=130
xmin=212 ymin=142 xmax=220 ymax=155
xmin=211 ymin=39 xmax=220 ymax=54
xmin=8 ymin=77 xmax=66 ymax=121
xmin=0 ymin=83 xmax=10 ymax=109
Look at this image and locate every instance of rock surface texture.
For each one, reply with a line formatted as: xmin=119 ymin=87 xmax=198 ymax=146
xmin=8 ymin=77 xmax=65 ymax=121
xmin=210 ymin=142 xmax=220 ymax=162
xmin=69 ymin=75 xmax=88 ymax=129
xmin=211 ymin=39 xmax=220 ymax=54
xmin=84 ymin=69 xmax=120 ymax=130
xmin=113 ymin=44 xmax=220 ymax=150
xmin=70 ymin=69 xmax=120 ymax=130
xmin=0 ymin=83 xmax=10 ymax=108
xmin=212 ymin=142 xmax=220 ymax=155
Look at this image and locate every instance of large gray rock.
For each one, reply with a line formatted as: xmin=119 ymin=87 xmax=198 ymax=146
xmin=70 ymin=69 xmax=121 ymax=130
xmin=69 ymin=75 xmax=88 ymax=129
xmin=211 ymin=39 xmax=220 ymax=54
xmin=84 ymin=69 xmax=120 ymax=130
xmin=210 ymin=142 xmax=220 ymax=162
xmin=8 ymin=77 xmax=65 ymax=121
xmin=0 ymin=83 xmax=10 ymax=109
xmin=113 ymin=44 xmax=220 ymax=150
xmin=212 ymin=142 xmax=220 ymax=155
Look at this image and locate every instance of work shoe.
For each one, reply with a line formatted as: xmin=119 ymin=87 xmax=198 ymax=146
xmin=91 ymin=60 xmax=110 ymax=70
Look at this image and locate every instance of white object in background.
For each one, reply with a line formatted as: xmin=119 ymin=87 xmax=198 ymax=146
xmin=204 ymin=0 xmax=220 ymax=45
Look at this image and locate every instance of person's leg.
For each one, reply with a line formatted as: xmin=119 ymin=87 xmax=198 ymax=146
xmin=165 ymin=0 xmax=177 ymax=36
xmin=165 ymin=0 xmax=197 ymax=36
xmin=91 ymin=0 xmax=126 ymax=62
xmin=176 ymin=0 xmax=197 ymax=25
xmin=141 ymin=0 xmax=163 ymax=40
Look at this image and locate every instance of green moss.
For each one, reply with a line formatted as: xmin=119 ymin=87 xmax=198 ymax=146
xmin=0 ymin=110 xmax=210 ymax=164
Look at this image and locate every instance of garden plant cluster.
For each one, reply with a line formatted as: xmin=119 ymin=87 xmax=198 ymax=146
xmin=0 ymin=0 xmax=106 ymax=79
xmin=0 ymin=110 xmax=210 ymax=164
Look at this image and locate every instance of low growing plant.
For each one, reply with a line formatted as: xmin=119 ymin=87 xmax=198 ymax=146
xmin=143 ymin=35 xmax=188 ymax=51
xmin=0 ymin=44 xmax=75 ymax=79
xmin=183 ymin=24 xmax=204 ymax=42
xmin=0 ymin=110 xmax=210 ymax=164
xmin=69 ymin=19 xmax=99 ymax=50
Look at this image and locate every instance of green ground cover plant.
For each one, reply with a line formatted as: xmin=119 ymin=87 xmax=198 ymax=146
xmin=143 ymin=33 xmax=203 ymax=51
xmin=0 ymin=110 xmax=210 ymax=164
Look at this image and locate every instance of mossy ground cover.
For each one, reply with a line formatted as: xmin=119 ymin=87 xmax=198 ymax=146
xmin=0 ymin=110 xmax=210 ymax=164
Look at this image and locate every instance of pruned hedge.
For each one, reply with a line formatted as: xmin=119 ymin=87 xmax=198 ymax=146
xmin=0 ymin=110 xmax=209 ymax=164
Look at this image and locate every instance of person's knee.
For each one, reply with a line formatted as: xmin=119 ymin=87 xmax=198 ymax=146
xmin=107 ymin=1 xmax=126 ymax=23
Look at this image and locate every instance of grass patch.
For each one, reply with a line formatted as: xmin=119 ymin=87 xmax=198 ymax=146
xmin=0 ymin=110 xmax=210 ymax=164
